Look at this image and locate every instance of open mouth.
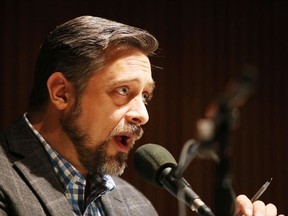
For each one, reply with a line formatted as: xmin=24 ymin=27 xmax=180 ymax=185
xmin=114 ymin=135 xmax=133 ymax=152
xmin=119 ymin=135 xmax=129 ymax=146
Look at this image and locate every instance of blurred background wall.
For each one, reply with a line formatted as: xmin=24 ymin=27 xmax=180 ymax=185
xmin=0 ymin=0 xmax=287 ymax=215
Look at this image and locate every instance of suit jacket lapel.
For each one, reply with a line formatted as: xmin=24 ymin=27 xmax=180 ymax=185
xmin=6 ymin=118 xmax=74 ymax=216
xmin=13 ymin=148 xmax=74 ymax=216
xmin=101 ymin=187 xmax=131 ymax=216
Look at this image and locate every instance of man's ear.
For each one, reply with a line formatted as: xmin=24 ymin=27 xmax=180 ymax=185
xmin=46 ymin=72 xmax=74 ymax=110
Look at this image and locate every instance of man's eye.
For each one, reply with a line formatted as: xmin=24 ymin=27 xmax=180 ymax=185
xmin=142 ymin=92 xmax=152 ymax=104
xmin=116 ymin=87 xmax=129 ymax=96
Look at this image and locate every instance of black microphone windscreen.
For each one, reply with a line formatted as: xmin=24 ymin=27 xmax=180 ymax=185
xmin=133 ymin=143 xmax=177 ymax=187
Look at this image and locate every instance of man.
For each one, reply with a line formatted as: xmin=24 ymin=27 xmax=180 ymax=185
xmin=0 ymin=16 xmax=281 ymax=215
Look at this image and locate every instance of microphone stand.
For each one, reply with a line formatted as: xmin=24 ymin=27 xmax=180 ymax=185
xmin=210 ymin=103 xmax=237 ymax=216
xmin=173 ymin=104 xmax=238 ymax=216
xmin=175 ymin=67 xmax=257 ymax=216
xmin=202 ymin=68 xmax=257 ymax=216
xmin=174 ymin=106 xmax=237 ymax=216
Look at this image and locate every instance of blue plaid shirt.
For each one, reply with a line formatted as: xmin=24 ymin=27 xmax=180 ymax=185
xmin=24 ymin=114 xmax=115 ymax=216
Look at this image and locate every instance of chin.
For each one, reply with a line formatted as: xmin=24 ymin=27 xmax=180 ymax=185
xmin=101 ymin=162 xmax=126 ymax=176
xmin=98 ymin=153 xmax=127 ymax=176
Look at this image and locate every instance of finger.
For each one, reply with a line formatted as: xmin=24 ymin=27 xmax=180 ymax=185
xmin=252 ymin=200 xmax=265 ymax=215
xmin=265 ymin=203 xmax=277 ymax=216
xmin=236 ymin=194 xmax=253 ymax=216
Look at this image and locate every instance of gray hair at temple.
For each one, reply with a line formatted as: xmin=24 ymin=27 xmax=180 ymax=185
xmin=28 ymin=15 xmax=159 ymax=111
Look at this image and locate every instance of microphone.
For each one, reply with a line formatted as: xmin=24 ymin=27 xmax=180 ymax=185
xmin=133 ymin=143 xmax=215 ymax=216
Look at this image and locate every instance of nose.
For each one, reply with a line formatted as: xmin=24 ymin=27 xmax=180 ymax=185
xmin=126 ymin=96 xmax=149 ymax=125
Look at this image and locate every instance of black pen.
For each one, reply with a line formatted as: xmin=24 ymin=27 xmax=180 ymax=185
xmin=236 ymin=178 xmax=273 ymax=216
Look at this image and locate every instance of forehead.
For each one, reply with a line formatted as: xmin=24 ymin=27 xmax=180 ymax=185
xmin=96 ymin=48 xmax=154 ymax=86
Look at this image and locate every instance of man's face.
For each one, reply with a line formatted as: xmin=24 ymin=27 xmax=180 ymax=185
xmin=61 ymin=49 xmax=155 ymax=176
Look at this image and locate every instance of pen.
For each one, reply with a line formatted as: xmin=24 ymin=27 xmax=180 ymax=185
xmin=250 ymin=178 xmax=273 ymax=202
xmin=236 ymin=178 xmax=273 ymax=216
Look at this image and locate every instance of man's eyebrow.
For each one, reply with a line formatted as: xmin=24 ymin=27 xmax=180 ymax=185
xmin=107 ymin=78 xmax=156 ymax=90
xmin=149 ymin=81 xmax=156 ymax=91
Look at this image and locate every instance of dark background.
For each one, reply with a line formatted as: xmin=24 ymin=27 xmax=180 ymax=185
xmin=0 ymin=0 xmax=287 ymax=215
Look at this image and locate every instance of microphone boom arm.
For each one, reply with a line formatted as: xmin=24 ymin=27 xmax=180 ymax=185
xmin=159 ymin=167 xmax=215 ymax=216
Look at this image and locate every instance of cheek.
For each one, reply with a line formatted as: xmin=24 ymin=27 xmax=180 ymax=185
xmin=80 ymin=105 xmax=117 ymax=138
xmin=79 ymin=94 xmax=129 ymax=138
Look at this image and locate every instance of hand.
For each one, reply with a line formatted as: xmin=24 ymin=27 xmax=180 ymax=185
xmin=236 ymin=194 xmax=284 ymax=216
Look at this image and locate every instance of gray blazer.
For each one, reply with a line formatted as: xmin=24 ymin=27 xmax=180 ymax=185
xmin=0 ymin=118 xmax=158 ymax=216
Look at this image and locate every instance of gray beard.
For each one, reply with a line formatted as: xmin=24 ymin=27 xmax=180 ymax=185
xmin=60 ymin=101 xmax=128 ymax=176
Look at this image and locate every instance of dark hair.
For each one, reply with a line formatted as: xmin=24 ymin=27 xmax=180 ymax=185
xmin=28 ymin=15 xmax=159 ymax=111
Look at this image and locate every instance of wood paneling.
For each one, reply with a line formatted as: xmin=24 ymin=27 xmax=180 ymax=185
xmin=0 ymin=0 xmax=287 ymax=215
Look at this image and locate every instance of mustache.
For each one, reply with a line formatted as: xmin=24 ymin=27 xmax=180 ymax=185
xmin=110 ymin=123 xmax=144 ymax=140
